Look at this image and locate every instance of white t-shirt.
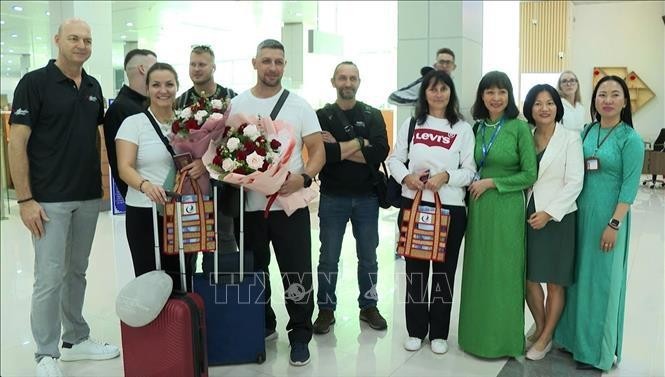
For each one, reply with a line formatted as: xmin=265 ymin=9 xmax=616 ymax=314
xmin=561 ymin=98 xmax=587 ymax=133
xmin=387 ymin=115 xmax=476 ymax=206
xmin=229 ymin=88 xmax=321 ymax=212
xmin=115 ymin=110 xmax=174 ymax=208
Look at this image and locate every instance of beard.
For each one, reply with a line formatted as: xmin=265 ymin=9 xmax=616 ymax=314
xmin=337 ymin=87 xmax=356 ymax=100
xmin=260 ymin=75 xmax=282 ymax=88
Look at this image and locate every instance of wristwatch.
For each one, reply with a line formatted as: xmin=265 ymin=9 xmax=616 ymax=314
xmin=301 ymin=173 xmax=313 ymax=188
xmin=608 ymin=218 xmax=621 ymax=229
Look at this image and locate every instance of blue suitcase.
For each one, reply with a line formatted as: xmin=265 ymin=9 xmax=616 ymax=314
xmin=193 ymin=185 xmax=266 ymax=365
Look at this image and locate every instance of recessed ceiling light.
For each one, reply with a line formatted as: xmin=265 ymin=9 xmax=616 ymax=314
xmin=11 ymin=33 xmax=18 ymax=38
xmin=7 ymin=60 xmax=12 ymax=64
xmin=126 ymin=22 xmax=134 ymax=27
xmin=45 ymin=11 xmax=50 ymax=16
xmin=36 ymin=36 xmax=42 ymax=40
xmin=12 ymin=5 xmax=23 ymax=12
xmin=9 ymin=49 xmax=14 ymax=52
xmin=0 ymin=20 xmax=5 ymax=25
xmin=120 ymin=35 xmax=127 ymax=39
xmin=0 ymin=42 xmax=4 ymax=46
xmin=6 ymin=67 xmax=10 ymax=71
xmin=295 ymin=12 xmax=303 ymax=17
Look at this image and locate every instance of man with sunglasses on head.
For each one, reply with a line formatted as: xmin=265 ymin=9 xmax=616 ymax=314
xmin=389 ymin=47 xmax=457 ymax=105
xmin=176 ymin=45 xmax=239 ymax=270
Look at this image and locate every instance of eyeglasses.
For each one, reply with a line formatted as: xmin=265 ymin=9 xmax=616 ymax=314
xmin=561 ymin=79 xmax=578 ymax=85
xmin=437 ymin=59 xmax=455 ymax=66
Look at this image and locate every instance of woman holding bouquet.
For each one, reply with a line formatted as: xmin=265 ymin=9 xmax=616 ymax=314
xmin=116 ymin=62 xmax=202 ymax=290
xmin=387 ymin=69 xmax=476 ymax=354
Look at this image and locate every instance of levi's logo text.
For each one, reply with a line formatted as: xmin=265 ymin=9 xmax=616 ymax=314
xmin=413 ymin=129 xmax=457 ymax=149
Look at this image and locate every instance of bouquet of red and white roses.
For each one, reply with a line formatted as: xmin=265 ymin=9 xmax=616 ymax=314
xmin=203 ymin=113 xmax=317 ymax=216
xmin=169 ymin=94 xmax=231 ymax=194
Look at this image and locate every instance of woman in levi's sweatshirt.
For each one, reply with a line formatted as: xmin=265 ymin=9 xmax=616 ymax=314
xmin=387 ymin=69 xmax=476 ymax=355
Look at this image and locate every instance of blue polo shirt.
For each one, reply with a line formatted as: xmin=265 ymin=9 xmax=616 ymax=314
xmin=9 ymin=59 xmax=104 ymax=202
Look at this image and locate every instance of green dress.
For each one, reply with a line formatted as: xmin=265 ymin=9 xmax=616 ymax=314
xmin=458 ymin=118 xmax=537 ymax=357
xmin=554 ymin=122 xmax=644 ymax=371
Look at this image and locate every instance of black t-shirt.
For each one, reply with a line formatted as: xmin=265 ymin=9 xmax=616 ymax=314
xmin=9 ymin=59 xmax=104 ymax=202
xmin=176 ymin=83 xmax=236 ymax=109
xmin=316 ymin=102 xmax=389 ymax=196
xmin=102 ymin=84 xmax=147 ymax=198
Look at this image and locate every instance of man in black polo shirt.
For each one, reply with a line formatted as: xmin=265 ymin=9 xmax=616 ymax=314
xmin=313 ymin=61 xmax=389 ymax=335
xmin=103 ymin=48 xmax=157 ymax=198
xmin=176 ymin=45 xmax=239 ymax=268
xmin=8 ymin=18 xmax=120 ymax=377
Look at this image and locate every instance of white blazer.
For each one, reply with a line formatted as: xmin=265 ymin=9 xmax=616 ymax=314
xmin=530 ymin=124 xmax=584 ymax=222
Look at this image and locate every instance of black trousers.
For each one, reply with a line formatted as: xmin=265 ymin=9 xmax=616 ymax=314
xmin=125 ymin=205 xmax=194 ymax=292
xmin=401 ymin=201 xmax=467 ymax=340
xmin=244 ymin=208 xmax=314 ymax=344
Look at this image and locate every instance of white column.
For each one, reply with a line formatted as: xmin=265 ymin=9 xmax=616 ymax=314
xmin=396 ymin=1 xmax=483 ymax=127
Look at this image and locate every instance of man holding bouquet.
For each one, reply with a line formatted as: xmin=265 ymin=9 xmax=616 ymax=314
xmin=313 ymin=62 xmax=389 ymax=335
xmin=175 ymin=44 xmax=239 ymax=272
xmin=229 ymin=39 xmax=324 ymax=367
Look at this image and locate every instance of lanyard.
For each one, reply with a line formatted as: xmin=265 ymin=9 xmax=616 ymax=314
xmin=477 ymin=117 xmax=505 ymax=174
xmin=593 ymin=121 xmax=621 ymax=156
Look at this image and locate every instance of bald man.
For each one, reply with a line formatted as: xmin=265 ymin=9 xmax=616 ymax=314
xmin=103 ymin=48 xmax=157 ymax=198
xmin=9 ymin=18 xmax=120 ymax=377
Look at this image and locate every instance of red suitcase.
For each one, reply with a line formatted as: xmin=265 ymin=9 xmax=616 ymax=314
xmin=120 ymin=196 xmax=208 ymax=377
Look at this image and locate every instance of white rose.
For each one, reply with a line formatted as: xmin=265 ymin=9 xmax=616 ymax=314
xmin=179 ymin=107 xmax=192 ymax=119
xmin=194 ymin=110 xmax=208 ymax=125
xmin=226 ymin=137 xmax=240 ymax=152
xmin=246 ymin=151 xmax=265 ymax=170
xmin=243 ymin=123 xmax=261 ymax=141
xmin=221 ymin=158 xmax=236 ymax=172
xmin=209 ymin=112 xmax=224 ymax=121
xmin=211 ymin=99 xmax=224 ymax=110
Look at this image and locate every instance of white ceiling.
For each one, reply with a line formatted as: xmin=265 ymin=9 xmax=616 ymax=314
xmin=0 ymin=1 xmax=319 ymax=77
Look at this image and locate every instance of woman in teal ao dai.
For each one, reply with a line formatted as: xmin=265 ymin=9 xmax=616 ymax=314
xmin=458 ymin=71 xmax=537 ymax=358
xmin=554 ymin=76 xmax=644 ymax=371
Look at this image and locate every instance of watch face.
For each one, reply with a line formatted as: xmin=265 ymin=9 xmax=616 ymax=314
xmin=610 ymin=219 xmax=620 ymax=227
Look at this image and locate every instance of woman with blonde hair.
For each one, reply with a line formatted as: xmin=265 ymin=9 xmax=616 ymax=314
xmin=557 ymin=71 xmax=586 ymax=132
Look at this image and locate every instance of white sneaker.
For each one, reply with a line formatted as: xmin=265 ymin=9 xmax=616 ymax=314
xmin=403 ymin=337 xmax=422 ymax=351
xmin=430 ymin=339 xmax=449 ymax=354
xmin=36 ymin=357 xmax=63 ymax=377
xmin=60 ymin=338 xmax=120 ymax=361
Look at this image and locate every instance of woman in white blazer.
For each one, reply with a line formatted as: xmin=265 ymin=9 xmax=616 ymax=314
xmin=522 ymin=84 xmax=584 ymax=361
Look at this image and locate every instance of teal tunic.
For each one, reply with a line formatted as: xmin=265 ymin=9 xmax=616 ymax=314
xmin=458 ymin=118 xmax=537 ymax=357
xmin=554 ymin=122 xmax=644 ymax=371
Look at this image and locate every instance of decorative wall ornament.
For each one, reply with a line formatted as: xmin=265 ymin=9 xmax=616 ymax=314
xmin=592 ymin=67 xmax=655 ymax=113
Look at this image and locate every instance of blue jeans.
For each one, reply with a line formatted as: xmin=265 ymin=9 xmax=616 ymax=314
xmin=317 ymin=192 xmax=379 ymax=310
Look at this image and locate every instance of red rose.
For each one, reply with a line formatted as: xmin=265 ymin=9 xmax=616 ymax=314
xmin=212 ymin=155 xmax=222 ymax=166
xmin=236 ymin=150 xmax=247 ymax=161
xmin=243 ymin=140 xmax=255 ymax=153
xmin=222 ymin=126 xmax=231 ymax=138
xmin=259 ymin=160 xmax=269 ymax=172
xmin=233 ymin=167 xmax=246 ymax=174
xmin=270 ymin=139 xmax=281 ymax=150
xmin=238 ymin=123 xmax=247 ymax=133
xmin=257 ymin=136 xmax=267 ymax=144
xmin=171 ymin=121 xmax=180 ymax=134
xmin=185 ymin=118 xmax=198 ymax=130
xmin=256 ymin=146 xmax=267 ymax=156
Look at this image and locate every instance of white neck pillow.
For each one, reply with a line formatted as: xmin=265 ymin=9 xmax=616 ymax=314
xmin=116 ymin=270 xmax=173 ymax=327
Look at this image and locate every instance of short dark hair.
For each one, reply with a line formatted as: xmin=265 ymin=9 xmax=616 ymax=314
xmin=191 ymin=45 xmax=215 ymax=59
xmin=436 ymin=48 xmax=455 ymax=60
xmin=471 ymin=71 xmax=520 ymax=120
xmin=332 ymin=61 xmax=358 ymax=79
xmin=256 ymin=39 xmax=284 ymax=56
xmin=590 ymin=75 xmax=633 ymax=127
xmin=124 ymin=48 xmax=156 ymax=69
xmin=145 ymin=62 xmax=179 ymax=89
xmin=415 ymin=70 xmax=462 ymax=126
xmin=523 ymin=84 xmax=564 ymax=125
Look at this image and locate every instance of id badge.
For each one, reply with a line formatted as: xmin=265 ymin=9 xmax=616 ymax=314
xmin=472 ymin=172 xmax=481 ymax=182
xmin=585 ymin=157 xmax=600 ymax=171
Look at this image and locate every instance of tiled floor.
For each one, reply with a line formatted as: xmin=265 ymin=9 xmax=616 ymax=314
xmin=1 ymin=185 xmax=663 ymax=377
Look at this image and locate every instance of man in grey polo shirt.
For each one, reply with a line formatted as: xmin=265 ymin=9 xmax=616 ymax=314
xmin=9 ymin=18 xmax=120 ymax=377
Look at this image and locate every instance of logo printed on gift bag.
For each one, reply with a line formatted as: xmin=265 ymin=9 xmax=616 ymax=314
xmin=183 ymin=203 xmax=198 ymax=215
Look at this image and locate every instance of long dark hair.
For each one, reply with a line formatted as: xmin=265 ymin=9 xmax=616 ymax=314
xmin=471 ymin=71 xmax=520 ymax=121
xmin=590 ymin=75 xmax=633 ymax=127
xmin=415 ymin=70 xmax=462 ymax=126
xmin=522 ymin=84 xmax=564 ymax=125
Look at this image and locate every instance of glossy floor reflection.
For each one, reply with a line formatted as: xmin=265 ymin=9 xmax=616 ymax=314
xmin=1 ymin=186 xmax=663 ymax=377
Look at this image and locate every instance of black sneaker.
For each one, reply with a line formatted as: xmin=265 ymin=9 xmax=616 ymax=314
xmin=313 ymin=309 xmax=335 ymax=334
xmin=289 ymin=342 xmax=310 ymax=366
xmin=359 ymin=306 xmax=387 ymax=330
